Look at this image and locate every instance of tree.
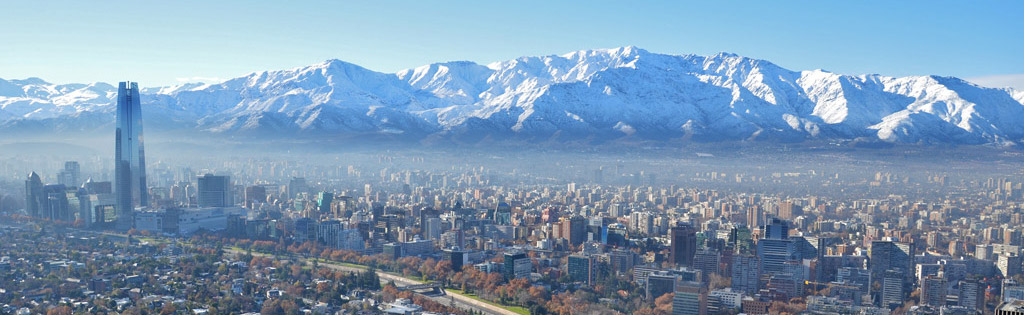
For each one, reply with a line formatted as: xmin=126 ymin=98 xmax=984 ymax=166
xmin=316 ymin=281 xmax=331 ymax=293
xmin=530 ymin=304 xmax=549 ymax=315
xmin=46 ymin=306 xmax=72 ymax=315
xmin=528 ymin=285 xmax=550 ymax=302
xmin=654 ymin=292 xmax=674 ymax=314
xmin=357 ymin=269 xmax=381 ymax=290
xmin=768 ymin=299 xmax=807 ymax=315
xmin=260 ymin=300 xmax=284 ymax=315
xmin=290 ymin=264 xmax=304 ymax=280
xmin=708 ymin=273 xmax=731 ymax=290
xmin=160 ymin=303 xmax=177 ymax=315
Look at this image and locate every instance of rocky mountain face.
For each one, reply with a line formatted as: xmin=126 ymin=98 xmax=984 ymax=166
xmin=2 ymin=47 xmax=1022 ymax=145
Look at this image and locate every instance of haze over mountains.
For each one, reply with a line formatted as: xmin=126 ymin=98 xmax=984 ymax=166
xmin=2 ymin=46 xmax=1023 ymax=146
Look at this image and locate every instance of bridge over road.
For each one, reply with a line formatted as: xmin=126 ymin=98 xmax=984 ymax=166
xmin=397 ymin=282 xmax=446 ymax=296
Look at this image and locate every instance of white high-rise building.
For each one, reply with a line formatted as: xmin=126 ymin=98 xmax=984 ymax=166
xmin=425 ymin=217 xmax=442 ymax=241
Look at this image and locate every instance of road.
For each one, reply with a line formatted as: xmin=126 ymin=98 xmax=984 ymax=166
xmin=225 ymin=248 xmax=521 ymax=315
xmin=64 ymin=228 xmax=519 ymax=315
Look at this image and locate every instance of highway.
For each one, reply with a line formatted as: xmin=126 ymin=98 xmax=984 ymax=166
xmin=61 ymin=227 xmax=520 ymax=315
xmin=225 ymin=248 xmax=521 ymax=315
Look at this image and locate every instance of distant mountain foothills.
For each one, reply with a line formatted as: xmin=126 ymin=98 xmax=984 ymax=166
xmin=3 ymin=47 xmax=1024 ymax=145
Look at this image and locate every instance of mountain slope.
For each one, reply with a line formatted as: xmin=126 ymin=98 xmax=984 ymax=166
xmin=1 ymin=47 xmax=1022 ymax=145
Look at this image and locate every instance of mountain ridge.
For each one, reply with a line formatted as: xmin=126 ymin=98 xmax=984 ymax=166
xmin=1 ymin=47 xmax=1022 ymax=146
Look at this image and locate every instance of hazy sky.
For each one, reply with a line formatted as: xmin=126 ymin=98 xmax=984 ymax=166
xmin=1 ymin=1 xmax=1022 ymax=88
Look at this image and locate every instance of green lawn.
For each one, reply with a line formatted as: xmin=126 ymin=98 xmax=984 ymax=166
xmin=447 ymin=288 xmax=531 ymax=315
xmin=335 ymin=261 xmax=369 ymax=270
xmin=309 ymin=258 xmax=372 ymax=271
xmin=137 ymin=237 xmax=168 ymax=244
xmin=404 ymin=274 xmax=425 ymax=281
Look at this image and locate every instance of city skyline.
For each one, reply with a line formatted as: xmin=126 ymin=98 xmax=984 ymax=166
xmin=2 ymin=2 xmax=1023 ymax=314
xmin=6 ymin=144 xmax=1023 ymax=313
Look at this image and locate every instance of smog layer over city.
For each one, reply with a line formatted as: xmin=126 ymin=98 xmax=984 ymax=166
xmin=1 ymin=2 xmax=1023 ymax=315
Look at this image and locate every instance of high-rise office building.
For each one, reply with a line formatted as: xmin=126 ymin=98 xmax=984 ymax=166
xmin=83 ymin=178 xmax=115 ymax=226
xmin=493 ymin=202 xmax=512 ymax=225
xmin=73 ymin=188 xmax=92 ymax=226
xmin=561 ymin=216 xmax=586 ymax=247
xmin=920 ymin=276 xmax=946 ymax=307
xmin=879 ymin=270 xmax=905 ymax=309
xmin=631 ymin=211 xmax=656 ymax=235
xmin=646 ymin=272 xmax=678 ymax=300
xmin=756 ymin=218 xmax=813 ymax=298
xmin=608 ymin=249 xmax=636 ymax=274
xmin=114 ymin=81 xmax=147 ymax=231
xmin=731 ymin=254 xmax=760 ymax=295
xmin=568 ymin=255 xmax=592 ymax=283
xmin=1003 ymin=279 xmax=1024 ymax=303
xmin=317 ymin=220 xmax=344 ymax=248
xmin=728 ymin=225 xmax=754 ymax=254
xmin=869 ymin=240 xmax=915 ymax=288
xmin=777 ymin=201 xmax=800 ymax=220
xmin=1000 ymin=254 xmax=1022 ymax=278
xmin=959 ymin=279 xmax=985 ymax=312
xmin=758 ymin=219 xmax=801 ymax=274
xmin=670 ymin=223 xmax=697 ymax=267
xmin=288 ymin=177 xmax=307 ymax=200
xmin=25 ymin=172 xmax=43 ymax=218
xmin=763 ymin=261 xmax=806 ymax=300
xmin=244 ymin=185 xmax=267 ymax=209
xmin=197 ymin=174 xmax=232 ymax=207
xmin=293 ymin=218 xmax=316 ymax=242
xmin=693 ymin=248 xmax=721 ymax=278
xmin=419 ymin=207 xmax=440 ymax=233
xmin=58 ymin=161 xmax=80 ymax=188
xmin=444 ymin=248 xmax=468 ymax=272
xmin=604 ymin=223 xmax=629 ymax=247
xmin=42 ymin=184 xmax=71 ymax=222
xmin=673 ymin=281 xmax=708 ymax=315
xmin=84 ymin=179 xmax=112 ymax=194
xmin=316 ymin=191 xmax=333 ymax=213
xmin=763 ymin=217 xmax=790 ymax=239
xmin=746 ymin=205 xmax=763 ymax=228
xmin=424 ymin=217 xmax=442 ymax=241
xmin=503 ymin=251 xmax=531 ymax=281
xmin=1007 ymin=229 xmax=1022 ymax=246
xmin=837 ymin=267 xmax=871 ymax=296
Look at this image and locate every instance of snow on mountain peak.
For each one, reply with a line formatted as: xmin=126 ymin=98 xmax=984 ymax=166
xmin=3 ymin=47 xmax=1023 ymax=145
xmin=10 ymin=77 xmax=50 ymax=86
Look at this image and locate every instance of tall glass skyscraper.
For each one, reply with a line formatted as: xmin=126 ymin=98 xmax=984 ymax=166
xmin=115 ymin=81 xmax=147 ymax=231
xmin=25 ymin=171 xmax=43 ymax=218
xmin=197 ymin=174 xmax=232 ymax=207
xmin=670 ymin=222 xmax=697 ymax=267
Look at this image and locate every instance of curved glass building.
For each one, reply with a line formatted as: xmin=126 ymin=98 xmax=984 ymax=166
xmin=115 ymin=81 xmax=147 ymax=231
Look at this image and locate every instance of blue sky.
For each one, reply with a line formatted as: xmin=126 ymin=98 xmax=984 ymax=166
xmin=1 ymin=1 xmax=1022 ymax=88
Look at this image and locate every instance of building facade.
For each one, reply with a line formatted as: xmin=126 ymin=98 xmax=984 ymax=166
xmin=114 ymin=81 xmax=147 ymax=231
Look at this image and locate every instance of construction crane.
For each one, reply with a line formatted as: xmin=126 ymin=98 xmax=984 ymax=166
xmin=804 ymin=281 xmax=860 ymax=293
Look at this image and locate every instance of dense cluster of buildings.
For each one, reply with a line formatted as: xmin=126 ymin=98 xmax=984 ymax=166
xmin=0 ymin=223 xmax=424 ymax=314
xmin=22 ymin=153 xmax=1024 ymax=314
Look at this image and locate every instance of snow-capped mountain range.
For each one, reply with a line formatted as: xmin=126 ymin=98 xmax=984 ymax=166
xmin=3 ymin=46 xmax=1023 ymax=145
